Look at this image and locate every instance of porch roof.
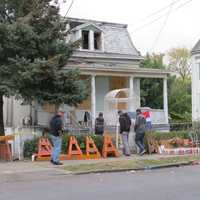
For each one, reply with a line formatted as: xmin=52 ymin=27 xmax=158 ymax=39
xmin=67 ymin=65 xmax=171 ymax=78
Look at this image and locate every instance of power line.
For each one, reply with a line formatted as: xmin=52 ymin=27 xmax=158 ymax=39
xmin=150 ymin=0 xmax=175 ymax=51
xmin=139 ymin=0 xmax=182 ymax=23
xmin=130 ymin=0 xmax=193 ymax=33
xmin=64 ymin=0 xmax=74 ymax=17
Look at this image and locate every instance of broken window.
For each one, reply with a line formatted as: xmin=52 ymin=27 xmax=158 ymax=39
xmin=94 ymin=32 xmax=101 ymax=50
xmin=82 ymin=30 xmax=89 ymax=49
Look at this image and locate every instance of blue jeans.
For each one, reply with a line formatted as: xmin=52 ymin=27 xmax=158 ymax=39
xmin=51 ymin=135 xmax=62 ymax=162
xmin=121 ymin=132 xmax=131 ymax=155
xmin=135 ymin=133 xmax=145 ymax=153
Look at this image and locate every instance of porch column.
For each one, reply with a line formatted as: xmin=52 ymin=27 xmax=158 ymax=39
xmin=163 ymin=77 xmax=169 ymax=124
xmin=129 ymin=76 xmax=134 ymax=111
xmin=91 ymin=75 xmax=96 ymax=128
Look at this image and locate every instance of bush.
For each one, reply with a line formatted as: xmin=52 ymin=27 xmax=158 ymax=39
xmin=60 ymin=134 xmax=104 ymax=153
xmin=23 ymin=136 xmax=40 ymax=158
xmin=23 ymin=133 xmax=104 ymax=158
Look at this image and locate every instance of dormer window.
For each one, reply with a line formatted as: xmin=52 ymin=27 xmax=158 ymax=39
xmin=81 ymin=30 xmax=102 ymax=51
xmin=94 ymin=32 xmax=101 ymax=50
xmin=71 ymin=23 xmax=104 ymax=51
xmin=82 ymin=30 xmax=89 ymax=50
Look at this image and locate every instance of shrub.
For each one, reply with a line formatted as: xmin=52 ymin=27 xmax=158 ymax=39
xmin=146 ymin=131 xmax=190 ymax=141
xmin=23 ymin=136 xmax=40 ymax=158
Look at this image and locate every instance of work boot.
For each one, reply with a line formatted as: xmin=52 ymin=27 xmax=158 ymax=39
xmin=53 ymin=161 xmax=63 ymax=165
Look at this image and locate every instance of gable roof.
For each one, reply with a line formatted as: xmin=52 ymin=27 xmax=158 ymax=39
xmin=67 ymin=17 xmax=127 ymax=28
xmin=192 ymin=39 xmax=200 ymax=55
xmin=70 ymin=22 xmax=104 ymax=32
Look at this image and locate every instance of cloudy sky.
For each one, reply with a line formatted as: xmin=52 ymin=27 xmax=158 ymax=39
xmin=59 ymin=0 xmax=200 ymax=55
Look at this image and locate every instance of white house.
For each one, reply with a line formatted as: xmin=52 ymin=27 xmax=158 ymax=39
xmin=3 ymin=18 xmax=170 ymax=131
xmin=191 ymin=39 xmax=200 ymax=121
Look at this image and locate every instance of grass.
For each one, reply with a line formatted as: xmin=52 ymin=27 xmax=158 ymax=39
xmin=63 ymin=156 xmax=200 ymax=173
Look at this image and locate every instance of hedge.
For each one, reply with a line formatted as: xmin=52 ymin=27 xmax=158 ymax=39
xmin=146 ymin=130 xmax=200 ymax=141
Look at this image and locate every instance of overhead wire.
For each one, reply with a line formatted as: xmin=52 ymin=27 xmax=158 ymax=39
xmin=64 ymin=0 xmax=74 ymax=17
xmin=138 ymin=0 xmax=182 ymax=22
xmin=129 ymin=0 xmax=193 ymax=33
xmin=150 ymin=0 xmax=175 ymax=51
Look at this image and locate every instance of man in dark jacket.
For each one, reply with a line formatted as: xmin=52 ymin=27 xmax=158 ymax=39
xmin=118 ymin=110 xmax=131 ymax=156
xmin=50 ymin=110 xmax=64 ymax=165
xmin=134 ymin=109 xmax=146 ymax=155
xmin=95 ymin=112 xmax=105 ymax=135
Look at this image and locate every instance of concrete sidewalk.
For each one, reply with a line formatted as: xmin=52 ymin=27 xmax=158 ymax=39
xmin=1 ymin=154 xmax=199 ymax=184
xmin=0 ymin=154 xmax=187 ymax=174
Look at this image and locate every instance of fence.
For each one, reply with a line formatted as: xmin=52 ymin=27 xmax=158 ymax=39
xmin=170 ymin=122 xmax=192 ymax=131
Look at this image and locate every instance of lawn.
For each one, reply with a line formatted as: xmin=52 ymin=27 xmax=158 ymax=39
xmin=63 ymin=155 xmax=200 ymax=173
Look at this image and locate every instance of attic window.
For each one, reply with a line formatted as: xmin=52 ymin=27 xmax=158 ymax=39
xmin=94 ymin=32 xmax=101 ymax=50
xmin=82 ymin=30 xmax=89 ymax=49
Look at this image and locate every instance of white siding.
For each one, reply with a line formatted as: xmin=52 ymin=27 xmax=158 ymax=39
xmin=192 ymin=54 xmax=200 ymax=121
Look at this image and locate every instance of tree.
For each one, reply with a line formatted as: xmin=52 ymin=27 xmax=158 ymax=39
xmin=167 ymin=47 xmax=191 ymax=81
xmin=0 ymin=0 xmax=88 ymax=135
xmin=140 ymin=53 xmax=166 ymax=109
xmin=168 ymin=76 xmax=191 ymax=122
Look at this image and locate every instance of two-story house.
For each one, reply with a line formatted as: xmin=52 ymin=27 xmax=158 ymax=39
xmin=3 ymin=18 xmax=170 ymax=131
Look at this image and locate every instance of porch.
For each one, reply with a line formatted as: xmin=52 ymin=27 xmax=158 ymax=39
xmin=66 ymin=65 xmax=170 ymax=129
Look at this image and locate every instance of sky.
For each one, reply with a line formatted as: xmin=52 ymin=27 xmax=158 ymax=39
xmin=59 ymin=0 xmax=200 ymax=56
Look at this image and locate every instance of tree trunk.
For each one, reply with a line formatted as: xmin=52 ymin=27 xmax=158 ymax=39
xmin=0 ymin=95 xmax=5 ymax=136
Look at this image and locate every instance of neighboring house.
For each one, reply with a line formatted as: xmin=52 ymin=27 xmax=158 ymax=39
xmin=191 ymin=39 xmax=200 ymax=121
xmin=3 ymin=18 xmax=170 ymax=131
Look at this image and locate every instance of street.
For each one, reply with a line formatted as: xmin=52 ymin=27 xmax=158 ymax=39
xmin=1 ymin=165 xmax=200 ymax=200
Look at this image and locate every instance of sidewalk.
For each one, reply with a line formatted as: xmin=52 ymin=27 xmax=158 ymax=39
xmin=1 ymin=154 xmax=199 ymax=176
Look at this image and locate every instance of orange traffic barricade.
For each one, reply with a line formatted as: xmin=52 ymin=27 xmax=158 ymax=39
xmin=102 ymin=134 xmax=119 ymax=158
xmin=85 ymin=136 xmax=101 ymax=159
xmin=67 ymin=136 xmax=83 ymax=160
xmin=36 ymin=138 xmax=53 ymax=159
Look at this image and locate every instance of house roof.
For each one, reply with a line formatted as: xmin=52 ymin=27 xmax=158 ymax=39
xmin=70 ymin=23 xmax=104 ymax=32
xmin=66 ymin=17 xmax=127 ymax=28
xmin=192 ymin=39 xmax=200 ymax=55
xmin=67 ymin=17 xmax=141 ymax=57
xmin=66 ymin=64 xmax=171 ymax=78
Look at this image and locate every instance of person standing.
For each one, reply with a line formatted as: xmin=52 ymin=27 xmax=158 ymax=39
xmin=84 ymin=111 xmax=90 ymax=127
xmin=49 ymin=109 xmax=64 ymax=165
xmin=95 ymin=112 xmax=105 ymax=135
xmin=118 ymin=110 xmax=131 ymax=156
xmin=134 ymin=109 xmax=146 ymax=155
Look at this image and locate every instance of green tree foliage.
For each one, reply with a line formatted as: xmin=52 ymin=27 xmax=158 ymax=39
xmin=168 ymin=76 xmax=191 ymax=122
xmin=167 ymin=47 xmax=191 ymax=80
xmin=0 ymin=0 xmax=88 ymax=135
xmin=140 ymin=53 xmax=165 ymax=109
xmin=140 ymin=52 xmax=192 ymax=122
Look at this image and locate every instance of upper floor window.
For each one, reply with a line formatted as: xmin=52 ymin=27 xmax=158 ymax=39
xmin=82 ymin=30 xmax=89 ymax=50
xmin=94 ymin=32 xmax=101 ymax=50
xmin=81 ymin=30 xmax=102 ymax=51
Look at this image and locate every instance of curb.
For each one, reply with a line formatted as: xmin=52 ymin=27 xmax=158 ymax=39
xmin=73 ymin=161 xmax=197 ymax=175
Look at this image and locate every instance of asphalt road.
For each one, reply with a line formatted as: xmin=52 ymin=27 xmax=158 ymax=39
xmin=1 ymin=165 xmax=200 ymax=200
